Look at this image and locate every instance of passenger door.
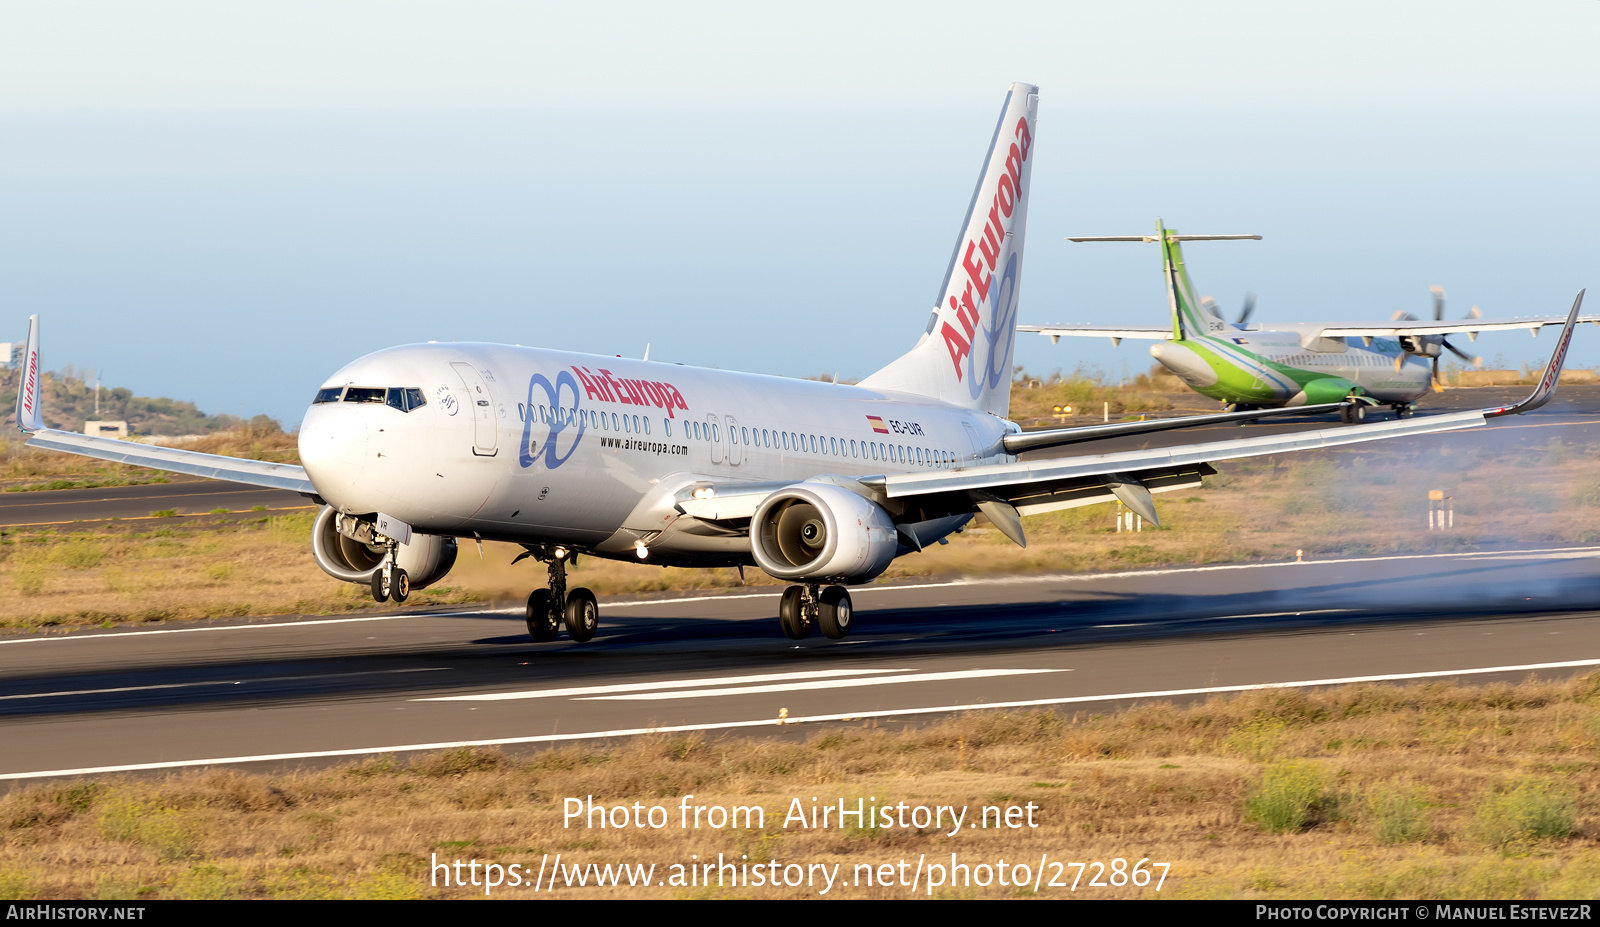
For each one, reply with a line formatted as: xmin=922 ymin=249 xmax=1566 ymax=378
xmin=450 ymin=362 xmax=499 ymax=457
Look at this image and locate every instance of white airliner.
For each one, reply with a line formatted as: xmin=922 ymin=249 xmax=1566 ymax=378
xmin=12 ymin=83 xmax=1579 ymax=644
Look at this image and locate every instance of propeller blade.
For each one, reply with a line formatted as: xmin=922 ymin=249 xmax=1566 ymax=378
xmin=1441 ymin=337 xmax=1481 ymax=366
xmin=1433 ymin=355 xmax=1441 ymax=383
xmin=1392 ymin=310 xmax=1419 ymax=322
xmin=1394 ymin=353 xmax=1405 ymax=372
xmin=1430 ymin=285 xmax=1446 ymax=321
xmin=1466 ymin=305 xmax=1483 ymax=320
xmin=1236 ymin=292 xmax=1256 ymax=325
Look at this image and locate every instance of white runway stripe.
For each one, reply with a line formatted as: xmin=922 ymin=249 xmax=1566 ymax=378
xmin=3 ymin=658 xmax=1596 ymax=781
xmin=414 ymin=668 xmax=915 ymax=702
xmin=0 ymin=667 xmax=449 ymax=701
xmin=580 ymin=668 xmax=1064 ymax=700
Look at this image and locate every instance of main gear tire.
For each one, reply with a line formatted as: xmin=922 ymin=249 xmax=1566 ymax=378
xmin=817 ymin=585 xmax=853 ymax=640
xmin=564 ymin=587 xmax=599 ymax=643
xmin=526 ymin=588 xmax=559 ymax=641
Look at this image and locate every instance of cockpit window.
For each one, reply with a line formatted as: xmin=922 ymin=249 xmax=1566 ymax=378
xmin=313 ymin=387 xmax=345 ymax=404
xmin=343 ymin=387 xmax=386 ymax=404
xmin=386 ymin=387 xmax=427 ymax=412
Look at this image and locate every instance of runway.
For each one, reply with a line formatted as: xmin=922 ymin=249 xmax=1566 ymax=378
xmin=3 ymin=546 xmax=1597 ymax=782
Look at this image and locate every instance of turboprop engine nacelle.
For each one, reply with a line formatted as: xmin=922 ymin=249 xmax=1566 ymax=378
xmin=310 ymin=505 xmax=458 ymax=588
xmin=750 ymin=481 xmax=898 ymax=584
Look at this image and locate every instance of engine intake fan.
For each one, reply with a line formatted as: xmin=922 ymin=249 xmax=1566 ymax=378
xmin=750 ymin=482 xmax=897 ymax=583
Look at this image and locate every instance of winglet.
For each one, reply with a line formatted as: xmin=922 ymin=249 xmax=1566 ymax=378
xmin=14 ymin=314 xmax=42 ymax=433
xmin=1485 ymin=289 xmax=1584 ymax=418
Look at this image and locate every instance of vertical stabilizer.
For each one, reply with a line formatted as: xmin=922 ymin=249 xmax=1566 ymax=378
xmin=860 ymin=82 xmax=1039 ymax=418
xmin=1158 ymin=224 xmax=1230 ymax=340
xmin=14 ymin=315 xmax=42 ymax=433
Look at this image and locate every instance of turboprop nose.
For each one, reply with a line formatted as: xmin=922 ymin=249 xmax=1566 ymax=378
xmin=298 ymin=405 xmax=369 ymax=503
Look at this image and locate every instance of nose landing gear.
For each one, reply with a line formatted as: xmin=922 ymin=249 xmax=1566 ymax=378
xmin=369 ymin=545 xmax=409 ymax=604
xmin=521 ymin=547 xmax=599 ymax=643
xmin=778 ymin=583 xmax=853 ymax=640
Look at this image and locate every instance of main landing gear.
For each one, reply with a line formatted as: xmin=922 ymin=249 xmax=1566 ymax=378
xmin=524 ymin=548 xmax=599 ymax=643
xmin=1339 ymin=401 xmax=1368 ymax=424
xmin=779 ymin=583 xmax=853 ymax=640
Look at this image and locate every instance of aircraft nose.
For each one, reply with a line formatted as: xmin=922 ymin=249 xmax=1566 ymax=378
xmin=298 ymin=406 xmax=369 ymax=502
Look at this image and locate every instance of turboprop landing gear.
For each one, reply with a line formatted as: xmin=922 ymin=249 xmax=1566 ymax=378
xmin=523 ymin=548 xmax=599 ymax=643
xmin=778 ymin=584 xmax=852 ymax=640
xmin=1340 ymin=401 xmax=1367 ymax=424
xmin=1393 ymin=403 xmax=1415 ymax=419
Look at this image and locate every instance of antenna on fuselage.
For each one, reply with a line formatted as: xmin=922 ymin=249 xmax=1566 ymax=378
xmin=643 ymin=343 xmax=651 ymax=362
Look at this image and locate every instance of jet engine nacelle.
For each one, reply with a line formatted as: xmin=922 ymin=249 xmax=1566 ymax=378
xmin=310 ymin=505 xmax=458 ymax=588
xmin=750 ymin=482 xmax=897 ymax=584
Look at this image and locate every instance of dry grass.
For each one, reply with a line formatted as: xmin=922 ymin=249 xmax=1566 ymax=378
xmin=2 ymin=675 xmax=1597 ymax=899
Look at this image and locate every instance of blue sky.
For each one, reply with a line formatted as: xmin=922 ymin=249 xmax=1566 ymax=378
xmin=0 ymin=2 xmax=1596 ymax=426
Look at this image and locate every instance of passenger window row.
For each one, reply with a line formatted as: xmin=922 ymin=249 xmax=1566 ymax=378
xmin=468 ymin=398 xmax=963 ymax=470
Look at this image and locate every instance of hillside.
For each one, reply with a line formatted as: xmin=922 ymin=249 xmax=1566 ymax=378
xmin=0 ymin=365 xmax=276 ymax=436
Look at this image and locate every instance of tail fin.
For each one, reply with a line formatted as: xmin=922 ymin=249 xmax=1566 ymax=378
xmin=14 ymin=314 xmax=42 ymax=433
xmin=1158 ymin=223 xmax=1231 ymax=340
xmin=860 ymin=82 xmax=1038 ymax=418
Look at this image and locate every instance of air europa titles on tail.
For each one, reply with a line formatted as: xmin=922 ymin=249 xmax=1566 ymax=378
xmin=940 ymin=115 xmax=1033 ymax=383
xmin=15 ymin=81 xmax=1551 ymax=651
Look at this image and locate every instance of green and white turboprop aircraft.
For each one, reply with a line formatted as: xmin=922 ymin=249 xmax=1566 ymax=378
xmin=1019 ymin=222 xmax=1596 ymax=422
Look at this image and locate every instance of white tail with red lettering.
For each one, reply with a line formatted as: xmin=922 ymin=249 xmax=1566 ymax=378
xmin=860 ymin=82 xmax=1038 ymax=419
xmin=14 ymin=314 xmax=41 ymax=433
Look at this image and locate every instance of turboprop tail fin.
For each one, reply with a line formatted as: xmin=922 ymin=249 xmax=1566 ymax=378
xmin=860 ymin=82 xmax=1038 ymax=419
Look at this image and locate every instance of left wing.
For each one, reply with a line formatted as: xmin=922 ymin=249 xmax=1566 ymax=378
xmin=13 ymin=314 xmax=317 ymax=494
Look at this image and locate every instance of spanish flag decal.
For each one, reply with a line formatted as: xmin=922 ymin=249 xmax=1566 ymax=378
xmin=866 ymin=415 xmax=890 ymax=434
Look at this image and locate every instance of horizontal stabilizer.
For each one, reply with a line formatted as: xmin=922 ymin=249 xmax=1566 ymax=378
xmin=1068 ymin=234 xmax=1261 ymax=243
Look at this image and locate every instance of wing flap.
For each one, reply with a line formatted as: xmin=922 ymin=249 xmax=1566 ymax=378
xmin=24 ymin=429 xmax=315 ymax=494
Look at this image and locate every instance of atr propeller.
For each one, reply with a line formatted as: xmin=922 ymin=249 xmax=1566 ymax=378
xmin=1235 ymin=292 xmax=1257 ymax=325
xmin=1391 ymin=286 xmax=1483 ymax=382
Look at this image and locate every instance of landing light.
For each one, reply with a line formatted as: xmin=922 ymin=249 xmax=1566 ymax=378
xmin=634 ymin=541 xmax=650 ymax=560
xmin=692 ymin=487 xmax=715 ymax=500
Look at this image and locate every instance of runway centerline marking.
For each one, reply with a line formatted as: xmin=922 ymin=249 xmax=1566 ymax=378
xmin=579 ymin=668 xmax=1066 ymax=701
xmin=414 ymin=668 xmax=917 ymax=702
xmin=6 ymin=658 xmax=1598 ymax=781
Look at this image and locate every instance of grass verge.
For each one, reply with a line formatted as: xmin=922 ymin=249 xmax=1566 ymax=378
xmin=1 ymin=675 xmax=1596 ymax=899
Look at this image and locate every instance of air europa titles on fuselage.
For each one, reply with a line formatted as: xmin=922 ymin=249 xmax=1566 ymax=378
xmin=941 ymin=115 xmax=1032 ymax=380
xmin=570 ymin=366 xmax=690 ymax=418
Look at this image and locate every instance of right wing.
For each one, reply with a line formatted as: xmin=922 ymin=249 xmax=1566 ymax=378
xmin=14 ymin=314 xmax=317 ymax=495
xmin=677 ymin=291 xmax=1584 ymax=545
